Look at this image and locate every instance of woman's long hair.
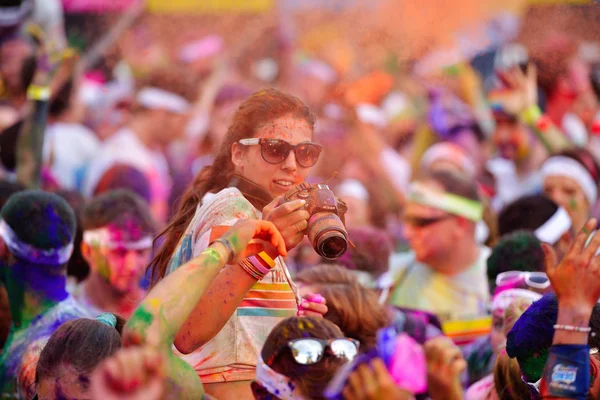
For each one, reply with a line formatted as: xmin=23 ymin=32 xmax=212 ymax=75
xmin=149 ymin=89 xmax=316 ymax=284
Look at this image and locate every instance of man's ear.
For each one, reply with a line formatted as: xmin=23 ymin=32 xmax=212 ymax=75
xmin=81 ymin=242 xmax=93 ymax=266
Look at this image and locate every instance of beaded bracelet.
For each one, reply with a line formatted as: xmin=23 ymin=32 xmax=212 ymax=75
xmin=554 ymin=324 xmax=592 ymax=333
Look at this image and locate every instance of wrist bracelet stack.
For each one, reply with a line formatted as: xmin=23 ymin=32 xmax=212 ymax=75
xmin=239 ymin=251 xmax=276 ymax=281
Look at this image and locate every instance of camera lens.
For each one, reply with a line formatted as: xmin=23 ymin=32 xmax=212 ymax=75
xmin=319 ymin=234 xmax=348 ymax=260
xmin=307 ymin=212 xmax=349 ymax=260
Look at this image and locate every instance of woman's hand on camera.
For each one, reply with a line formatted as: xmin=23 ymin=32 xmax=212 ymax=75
xmin=262 ymin=197 xmax=310 ymax=251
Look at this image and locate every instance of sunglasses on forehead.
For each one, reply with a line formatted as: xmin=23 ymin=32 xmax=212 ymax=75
xmin=267 ymin=338 xmax=360 ymax=366
xmin=238 ymin=138 xmax=323 ymax=168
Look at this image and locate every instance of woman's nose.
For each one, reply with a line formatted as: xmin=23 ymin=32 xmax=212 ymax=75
xmin=281 ymin=150 xmax=298 ymax=171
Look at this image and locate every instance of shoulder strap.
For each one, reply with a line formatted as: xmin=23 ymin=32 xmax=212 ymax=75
xmin=228 ymin=174 xmax=274 ymax=210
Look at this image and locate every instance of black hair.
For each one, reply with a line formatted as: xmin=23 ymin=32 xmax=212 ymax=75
xmin=48 ymin=79 xmax=74 ymax=118
xmin=498 ymin=195 xmax=559 ymax=237
xmin=487 ymin=231 xmax=545 ymax=293
xmin=1 ymin=190 xmax=76 ymax=251
xmin=93 ymin=164 xmax=152 ymax=204
xmin=0 ymin=180 xmax=24 ymax=210
xmin=54 ymin=190 xmax=88 ymax=282
xmin=81 ymin=189 xmax=155 ymax=236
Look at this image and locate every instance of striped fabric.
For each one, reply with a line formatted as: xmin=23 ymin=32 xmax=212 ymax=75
xmin=238 ymin=283 xmax=298 ymax=317
xmin=443 ymin=316 xmax=492 ymax=347
xmin=167 ymin=188 xmax=300 ymax=383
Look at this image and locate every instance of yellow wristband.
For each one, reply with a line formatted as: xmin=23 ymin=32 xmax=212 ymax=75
xmin=258 ymin=251 xmax=276 ymax=268
xmin=27 ymin=85 xmax=51 ymax=101
xmin=520 ymin=105 xmax=542 ymax=126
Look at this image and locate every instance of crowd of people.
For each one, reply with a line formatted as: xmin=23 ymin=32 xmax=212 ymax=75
xmin=1 ymin=1 xmax=600 ymax=399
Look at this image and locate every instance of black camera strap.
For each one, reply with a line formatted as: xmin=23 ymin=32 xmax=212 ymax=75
xmin=228 ymin=174 xmax=274 ymax=211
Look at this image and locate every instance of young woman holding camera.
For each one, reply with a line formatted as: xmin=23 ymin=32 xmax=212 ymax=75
xmin=149 ymin=88 xmax=328 ymax=399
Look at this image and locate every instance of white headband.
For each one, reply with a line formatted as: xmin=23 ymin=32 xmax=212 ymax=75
xmin=0 ymin=219 xmax=73 ymax=265
xmin=541 ymin=156 xmax=598 ymax=205
xmin=534 ymin=207 xmax=572 ymax=245
xmin=337 ymin=179 xmax=369 ymax=202
xmin=408 ymin=182 xmax=484 ymax=221
xmin=421 ymin=143 xmax=476 ymax=178
xmin=83 ymin=228 xmax=153 ymax=251
xmin=492 ymin=288 xmax=542 ymax=313
xmin=136 ymin=87 xmax=190 ymax=115
xmin=256 ymin=355 xmax=306 ymax=400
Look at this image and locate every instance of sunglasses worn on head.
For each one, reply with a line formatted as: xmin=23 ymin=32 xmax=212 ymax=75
xmin=496 ymin=271 xmax=551 ymax=291
xmin=267 ymin=338 xmax=360 ymax=366
xmin=238 ymin=138 xmax=323 ymax=168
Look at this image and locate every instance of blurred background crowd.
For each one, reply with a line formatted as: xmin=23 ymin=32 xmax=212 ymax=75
xmin=1 ymin=0 xmax=600 ymax=399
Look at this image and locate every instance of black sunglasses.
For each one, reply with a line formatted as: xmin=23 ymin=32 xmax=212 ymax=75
xmin=403 ymin=214 xmax=455 ymax=228
xmin=238 ymin=138 xmax=323 ymax=168
xmin=267 ymin=338 xmax=360 ymax=366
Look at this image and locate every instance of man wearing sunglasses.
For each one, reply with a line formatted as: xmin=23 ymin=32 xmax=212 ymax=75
xmin=383 ymin=170 xmax=490 ymax=323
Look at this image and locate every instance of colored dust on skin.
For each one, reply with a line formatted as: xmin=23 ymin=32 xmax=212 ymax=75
xmin=569 ymin=197 xmax=577 ymax=211
xmin=127 ymin=305 xmax=155 ymax=339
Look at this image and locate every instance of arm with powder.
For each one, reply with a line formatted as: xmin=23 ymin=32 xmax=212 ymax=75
xmin=172 ymin=196 xmax=313 ymax=354
xmin=122 ymin=219 xmax=287 ymax=398
xmin=540 ymin=219 xmax=600 ymax=399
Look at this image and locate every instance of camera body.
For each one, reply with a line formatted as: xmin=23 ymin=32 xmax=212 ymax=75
xmin=283 ymin=182 xmax=349 ymax=260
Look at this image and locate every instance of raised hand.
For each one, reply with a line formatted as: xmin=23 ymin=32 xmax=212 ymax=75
xmin=220 ymin=219 xmax=287 ymax=264
xmin=424 ymin=337 xmax=466 ymax=400
xmin=542 ymin=218 xmax=600 ymax=309
xmin=90 ymin=347 xmax=166 ymax=400
xmin=342 ymin=358 xmax=413 ymax=400
xmin=488 ymin=64 xmax=538 ymax=116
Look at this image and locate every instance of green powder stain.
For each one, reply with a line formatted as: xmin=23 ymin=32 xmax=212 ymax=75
xmin=519 ymin=349 xmax=549 ymax=382
xmin=95 ymin=252 xmax=111 ymax=282
xmin=569 ymin=197 xmax=577 ymax=211
xmin=128 ymin=305 xmax=154 ymax=331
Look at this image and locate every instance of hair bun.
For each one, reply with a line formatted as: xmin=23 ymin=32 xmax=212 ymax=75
xmin=96 ymin=313 xmax=117 ymax=328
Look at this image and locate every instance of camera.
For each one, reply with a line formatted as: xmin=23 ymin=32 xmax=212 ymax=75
xmin=283 ymin=182 xmax=349 ymax=260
